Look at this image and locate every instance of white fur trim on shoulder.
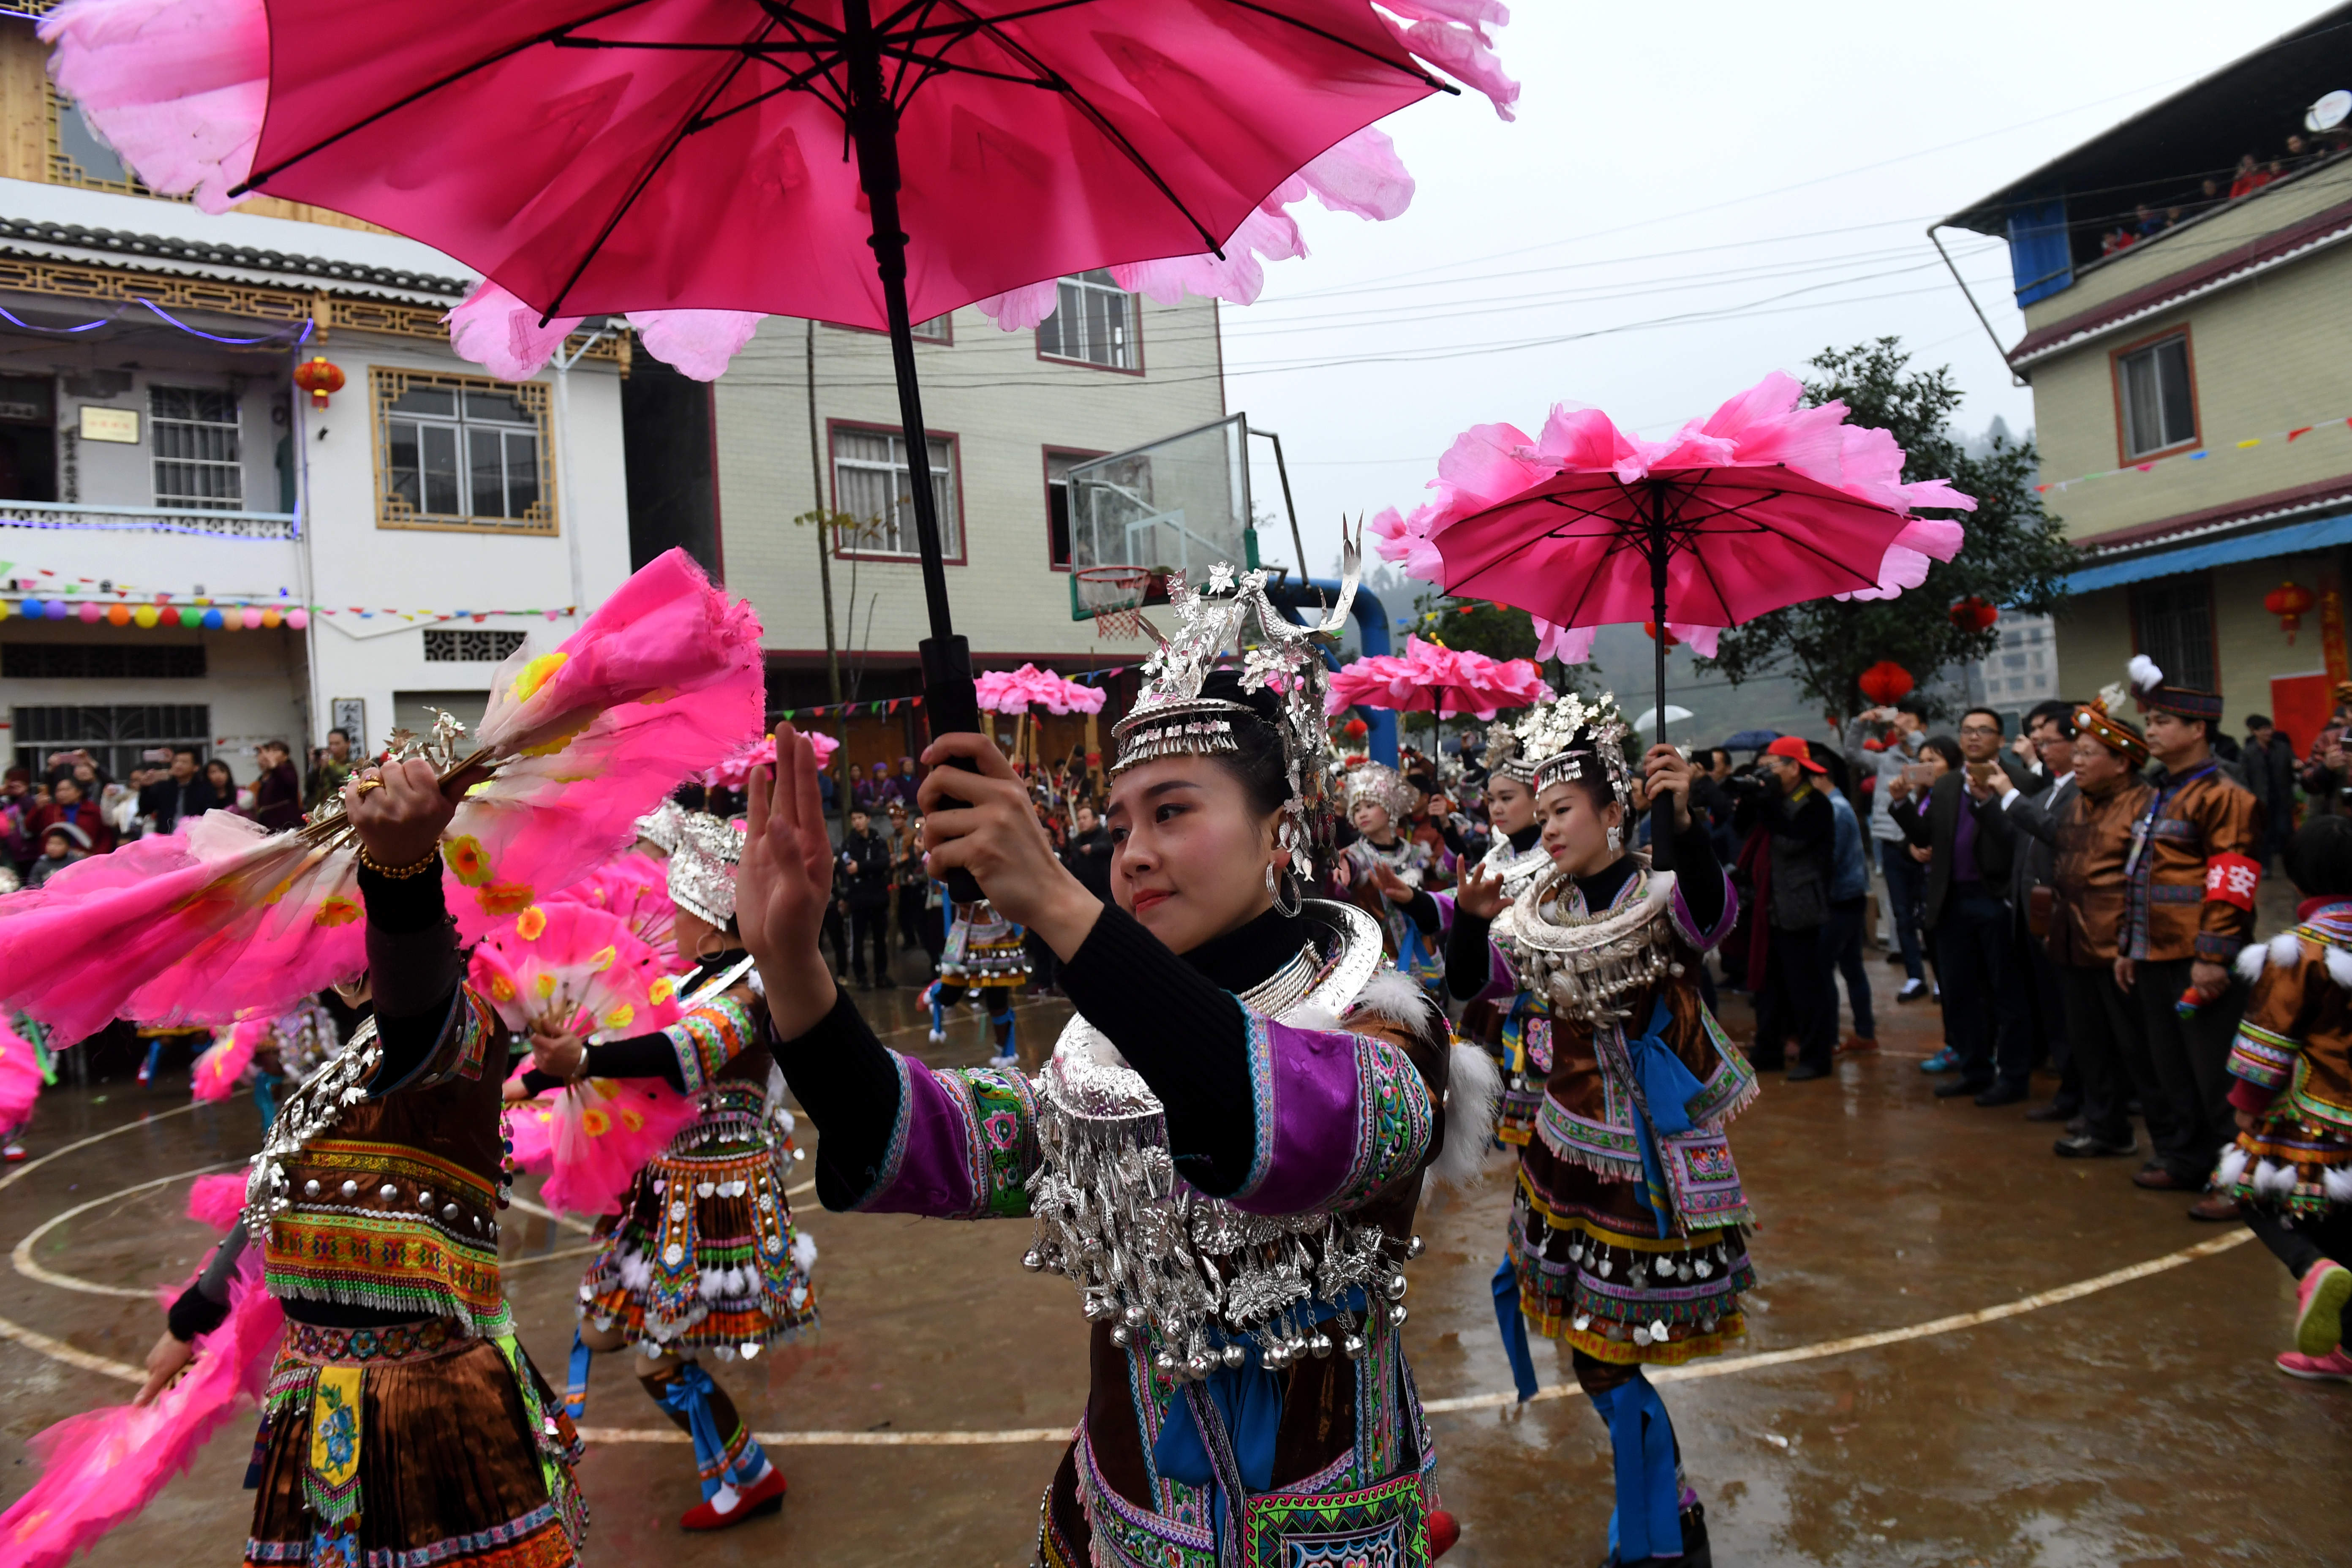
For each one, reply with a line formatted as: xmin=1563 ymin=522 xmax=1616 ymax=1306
xmin=2235 ymin=944 xmax=2270 ymax=983
xmin=2324 ymin=946 xmax=2352 ymax=991
xmin=1426 ymin=1041 xmax=1501 ymax=1192
xmin=1348 ymin=965 xmax=1440 ymax=1029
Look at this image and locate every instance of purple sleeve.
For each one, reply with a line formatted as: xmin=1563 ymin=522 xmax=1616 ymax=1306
xmin=1671 ymin=863 xmax=1738 ymax=953
xmin=849 ymin=1052 xmax=1038 ymax=1221
xmin=1225 ymin=1013 xmax=1434 ymax=1218
xmin=1427 ymin=889 xmax=1458 ymax=937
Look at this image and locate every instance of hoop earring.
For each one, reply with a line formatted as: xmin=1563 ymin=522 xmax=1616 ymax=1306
xmin=694 ymin=930 xmax=726 ymax=963
xmin=1266 ymin=861 xmax=1304 ymax=918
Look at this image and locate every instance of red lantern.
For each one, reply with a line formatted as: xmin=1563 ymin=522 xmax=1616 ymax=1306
xmin=2265 ymin=580 xmax=2317 ymax=643
xmin=1948 ymin=597 xmax=1998 ymax=634
xmin=292 ymin=356 xmax=346 ymax=409
xmin=1857 ymin=660 xmax=1914 ymax=706
xmin=1643 ymin=621 xmax=1680 ymax=648
xmin=1342 ymin=716 xmax=1369 ymax=740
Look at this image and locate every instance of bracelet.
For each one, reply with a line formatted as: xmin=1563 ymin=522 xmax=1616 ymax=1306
xmin=356 ymin=842 xmax=443 ymax=880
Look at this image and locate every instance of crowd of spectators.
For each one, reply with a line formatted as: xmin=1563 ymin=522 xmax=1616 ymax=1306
xmin=2098 ymin=127 xmax=2352 ymax=256
xmin=0 ymin=730 xmax=361 ymax=891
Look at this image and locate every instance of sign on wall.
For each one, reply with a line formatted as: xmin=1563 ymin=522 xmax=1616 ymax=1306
xmin=78 ymin=405 xmax=139 ymax=444
xmin=330 ymin=697 xmax=365 ymax=756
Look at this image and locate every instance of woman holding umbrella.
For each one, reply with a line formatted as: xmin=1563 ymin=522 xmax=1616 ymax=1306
xmin=739 ymin=564 xmax=1492 ymax=1565
xmin=1446 ymin=695 xmax=1755 ymax=1568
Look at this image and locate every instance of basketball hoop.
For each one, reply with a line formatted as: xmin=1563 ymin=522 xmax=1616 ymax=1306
xmin=1075 ymin=565 xmax=1156 ymax=641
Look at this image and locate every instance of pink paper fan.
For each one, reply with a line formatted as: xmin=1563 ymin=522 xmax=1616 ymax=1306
xmin=185 ymin=1172 xmax=248 ymax=1230
xmin=0 ymin=1243 xmax=280 ymax=1568
xmin=467 ymin=902 xmax=683 ymax=1039
xmin=0 ymin=1018 xmax=42 ymax=1129
xmin=188 ymin=1019 xmax=265 ymax=1104
xmin=0 ymin=550 xmax=761 ymax=1042
xmin=547 ymin=857 xmax=678 ymax=969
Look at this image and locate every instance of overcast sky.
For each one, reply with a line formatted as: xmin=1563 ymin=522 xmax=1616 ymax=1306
xmin=1222 ymin=0 xmax=2328 ymax=584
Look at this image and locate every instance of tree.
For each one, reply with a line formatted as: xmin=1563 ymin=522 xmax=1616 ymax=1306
xmin=1697 ymin=337 xmax=2074 ymax=717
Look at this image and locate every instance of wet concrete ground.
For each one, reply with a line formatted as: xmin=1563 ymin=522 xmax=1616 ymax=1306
xmin=5 ymin=958 xmax=2349 ymax=1567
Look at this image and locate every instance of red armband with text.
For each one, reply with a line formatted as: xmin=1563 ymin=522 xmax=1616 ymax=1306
xmin=2203 ymin=852 xmax=2261 ymax=912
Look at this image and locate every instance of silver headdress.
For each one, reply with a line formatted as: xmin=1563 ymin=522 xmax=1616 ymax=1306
xmin=1344 ymin=761 xmax=1417 ymax=823
xmin=635 ymin=798 xmax=689 ymax=854
xmin=667 ymin=811 xmax=743 ymax=927
xmin=1111 ymin=540 xmax=1360 ymax=885
xmin=1483 ymin=716 xmax=1538 ymax=786
xmin=1519 ymin=690 xmax=1633 ymax=807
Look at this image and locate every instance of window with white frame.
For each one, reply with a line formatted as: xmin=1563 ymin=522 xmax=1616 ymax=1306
xmin=1037 ymin=270 xmax=1138 ymax=370
xmin=150 ymin=387 xmax=243 ymax=510
xmin=2117 ymin=333 xmax=2196 ymax=459
xmin=831 ymin=429 xmax=959 ymax=558
xmin=374 ymin=369 xmax=554 ymax=533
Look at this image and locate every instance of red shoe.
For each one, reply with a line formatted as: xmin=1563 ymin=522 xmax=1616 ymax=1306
xmin=1836 ymin=1035 xmax=1878 ymax=1056
xmin=2296 ymin=1260 xmax=2352 ymax=1358
xmin=2276 ymin=1346 xmax=2352 ymax=1382
xmin=680 ymin=1465 xmax=786 ymax=1531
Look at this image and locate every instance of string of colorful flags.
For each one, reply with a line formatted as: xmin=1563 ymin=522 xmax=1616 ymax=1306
xmin=0 ymin=565 xmax=578 ymax=626
xmin=2035 ymin=412 xmax=2352 ymax=494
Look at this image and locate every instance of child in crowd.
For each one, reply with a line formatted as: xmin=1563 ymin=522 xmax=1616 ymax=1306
xmin=23 ymin=825 xmax=87 ymax=890
xmin=2214 ymin=814 xmax=2352 ymax=1379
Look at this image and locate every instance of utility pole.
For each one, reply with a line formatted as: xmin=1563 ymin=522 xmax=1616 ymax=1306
xmin=807 ymin=318 xmax=842 ymax=704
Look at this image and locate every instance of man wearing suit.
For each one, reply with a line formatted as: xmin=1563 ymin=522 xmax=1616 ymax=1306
xmin=1889 ymin=707 xmax=2036 ymax=1104
xmin=136 ymin=745 xmax=218 ymax=834
xmin=1997 ymin=699 xmax=2161 ymax=1162
xmin=1994 ymin=701 xmax=2080 ymax=1125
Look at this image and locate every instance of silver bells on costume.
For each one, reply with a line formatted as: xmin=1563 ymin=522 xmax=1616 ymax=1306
xmin=667 ymin=809 xmax=744 ymax=927
xmin=1021 ymin=1045 xmax=1416 ymax=1383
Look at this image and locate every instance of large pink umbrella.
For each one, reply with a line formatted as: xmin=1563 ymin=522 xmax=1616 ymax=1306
xmin=1326 ymin=634 xmax=1552 ymax=720
xmin=1372 ymin=371 xmax=1975 ymax=747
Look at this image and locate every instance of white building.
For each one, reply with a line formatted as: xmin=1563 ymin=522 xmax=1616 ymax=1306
xmin=1975 ymin=614 xmax=2061 ymax=714
xmin=0 ymin=27 xmax=632 ymax=787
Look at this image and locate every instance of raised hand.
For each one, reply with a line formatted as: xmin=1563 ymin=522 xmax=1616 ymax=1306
xmin=916 ymin=732 xmax=1102 ymax=960
xmin=343 ymin=754 xmax=482 ymax=868
xmin=740 ymin=725 xmax=843 ymax=1039
xmin=1639 ymin=743 xmax=1694 ymax=834
xmin=1455 ymin=862 xmax=1508 ymax=920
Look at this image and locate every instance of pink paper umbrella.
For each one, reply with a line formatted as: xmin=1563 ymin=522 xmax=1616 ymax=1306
xmin=1326 ymin=635 xmax=1552 ymax=720
xmin=44 ymin=0 xmax=1515 ymax=813
xmin=975 ymin=664 xmax=1108 ymax=717
xmin=1373 ymin=371 xmax=1974 ymax=749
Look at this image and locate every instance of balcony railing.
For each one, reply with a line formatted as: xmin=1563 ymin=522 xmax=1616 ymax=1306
xmin=0 ymin=499 xmax=298 ymax=539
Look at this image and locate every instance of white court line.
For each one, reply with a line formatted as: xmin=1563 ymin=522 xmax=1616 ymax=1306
xmin=570 ymin=1228 xmax=2258 ymax=1448
xmin=11 ymin=1162 xmax=242 ymax=1298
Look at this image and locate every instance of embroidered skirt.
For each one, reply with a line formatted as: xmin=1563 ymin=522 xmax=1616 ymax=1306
xmin=245 ymin=1316 xmax=585 ymax=1568
xmin=2214 ymin=1115 xmax=2352 ymax=1220
xmin=941 ymin=915 xmax=1029 ymax=987
xmin=581 ymin=1099 xmax=817 ymax=1353
xmin=1508 ymin=1154 xmax=1755 ymax=1368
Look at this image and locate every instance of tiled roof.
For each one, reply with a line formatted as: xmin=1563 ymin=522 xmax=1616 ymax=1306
xmin=0 ymin=215 xmax=471 ymax=298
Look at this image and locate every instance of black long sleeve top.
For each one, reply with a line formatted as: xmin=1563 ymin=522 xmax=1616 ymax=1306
xmin=775 ymin=901 xmax=1324 ymax=1211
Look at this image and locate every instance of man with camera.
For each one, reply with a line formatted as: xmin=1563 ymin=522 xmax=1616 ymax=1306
xmin=1846 ymin=697 xmax=1933 ymax=1002
xmin=1889 ymin=708 xmax=2036 ymax=1105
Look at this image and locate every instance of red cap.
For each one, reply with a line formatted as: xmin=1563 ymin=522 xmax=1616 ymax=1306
xmin=1764 ymin=735 xmax=1828 ymax=773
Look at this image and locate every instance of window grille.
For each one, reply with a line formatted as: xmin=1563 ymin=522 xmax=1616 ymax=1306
xmin=12 ymin=703 xmax=210 ymax=783
xmin=1037 ymin=271 xmax=1138 ymax=370
xmin=150 ymin=387 xmax=243 ymax=510
xmin=2132 ymin=576 xmax=2216 ymax=694
xmin=2117 ymin=335 xmax=2196 ymax=458
xmin=373 ymin=369 xmax=555 ymax=534
xmin=423 ymin=629 xmax=528 ymax=663
xmin=831 ymin=429 xmax=958 ymax=558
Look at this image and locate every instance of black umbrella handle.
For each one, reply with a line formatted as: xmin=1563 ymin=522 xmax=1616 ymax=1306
xmin=921 ymin=635 xmax=987 ymax=906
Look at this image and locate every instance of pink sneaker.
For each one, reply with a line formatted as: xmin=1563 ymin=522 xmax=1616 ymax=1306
xmin=2295 ymin=1260 xmax=2352 ymax=1358
xmin=2276 ymin=1345 xmax=2352 ymax=1382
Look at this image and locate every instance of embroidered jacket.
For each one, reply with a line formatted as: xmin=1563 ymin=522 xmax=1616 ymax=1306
xmin=2121 ymin=761 xmax=2262 ymax=964
xmin=263 ymin=987 xmax=509 ymax=1330
xmin=844 ymin=912 xmax=1447 ymax=1566
xmin=2046 ymin=776 xmax=2154 ymax=966
xmin=2218 ymin=904 xmax=2352 ymax=1217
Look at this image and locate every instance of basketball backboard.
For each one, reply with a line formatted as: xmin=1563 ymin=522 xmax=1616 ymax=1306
xmin=1068 ymin=414 xmax=1257 ymax=634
